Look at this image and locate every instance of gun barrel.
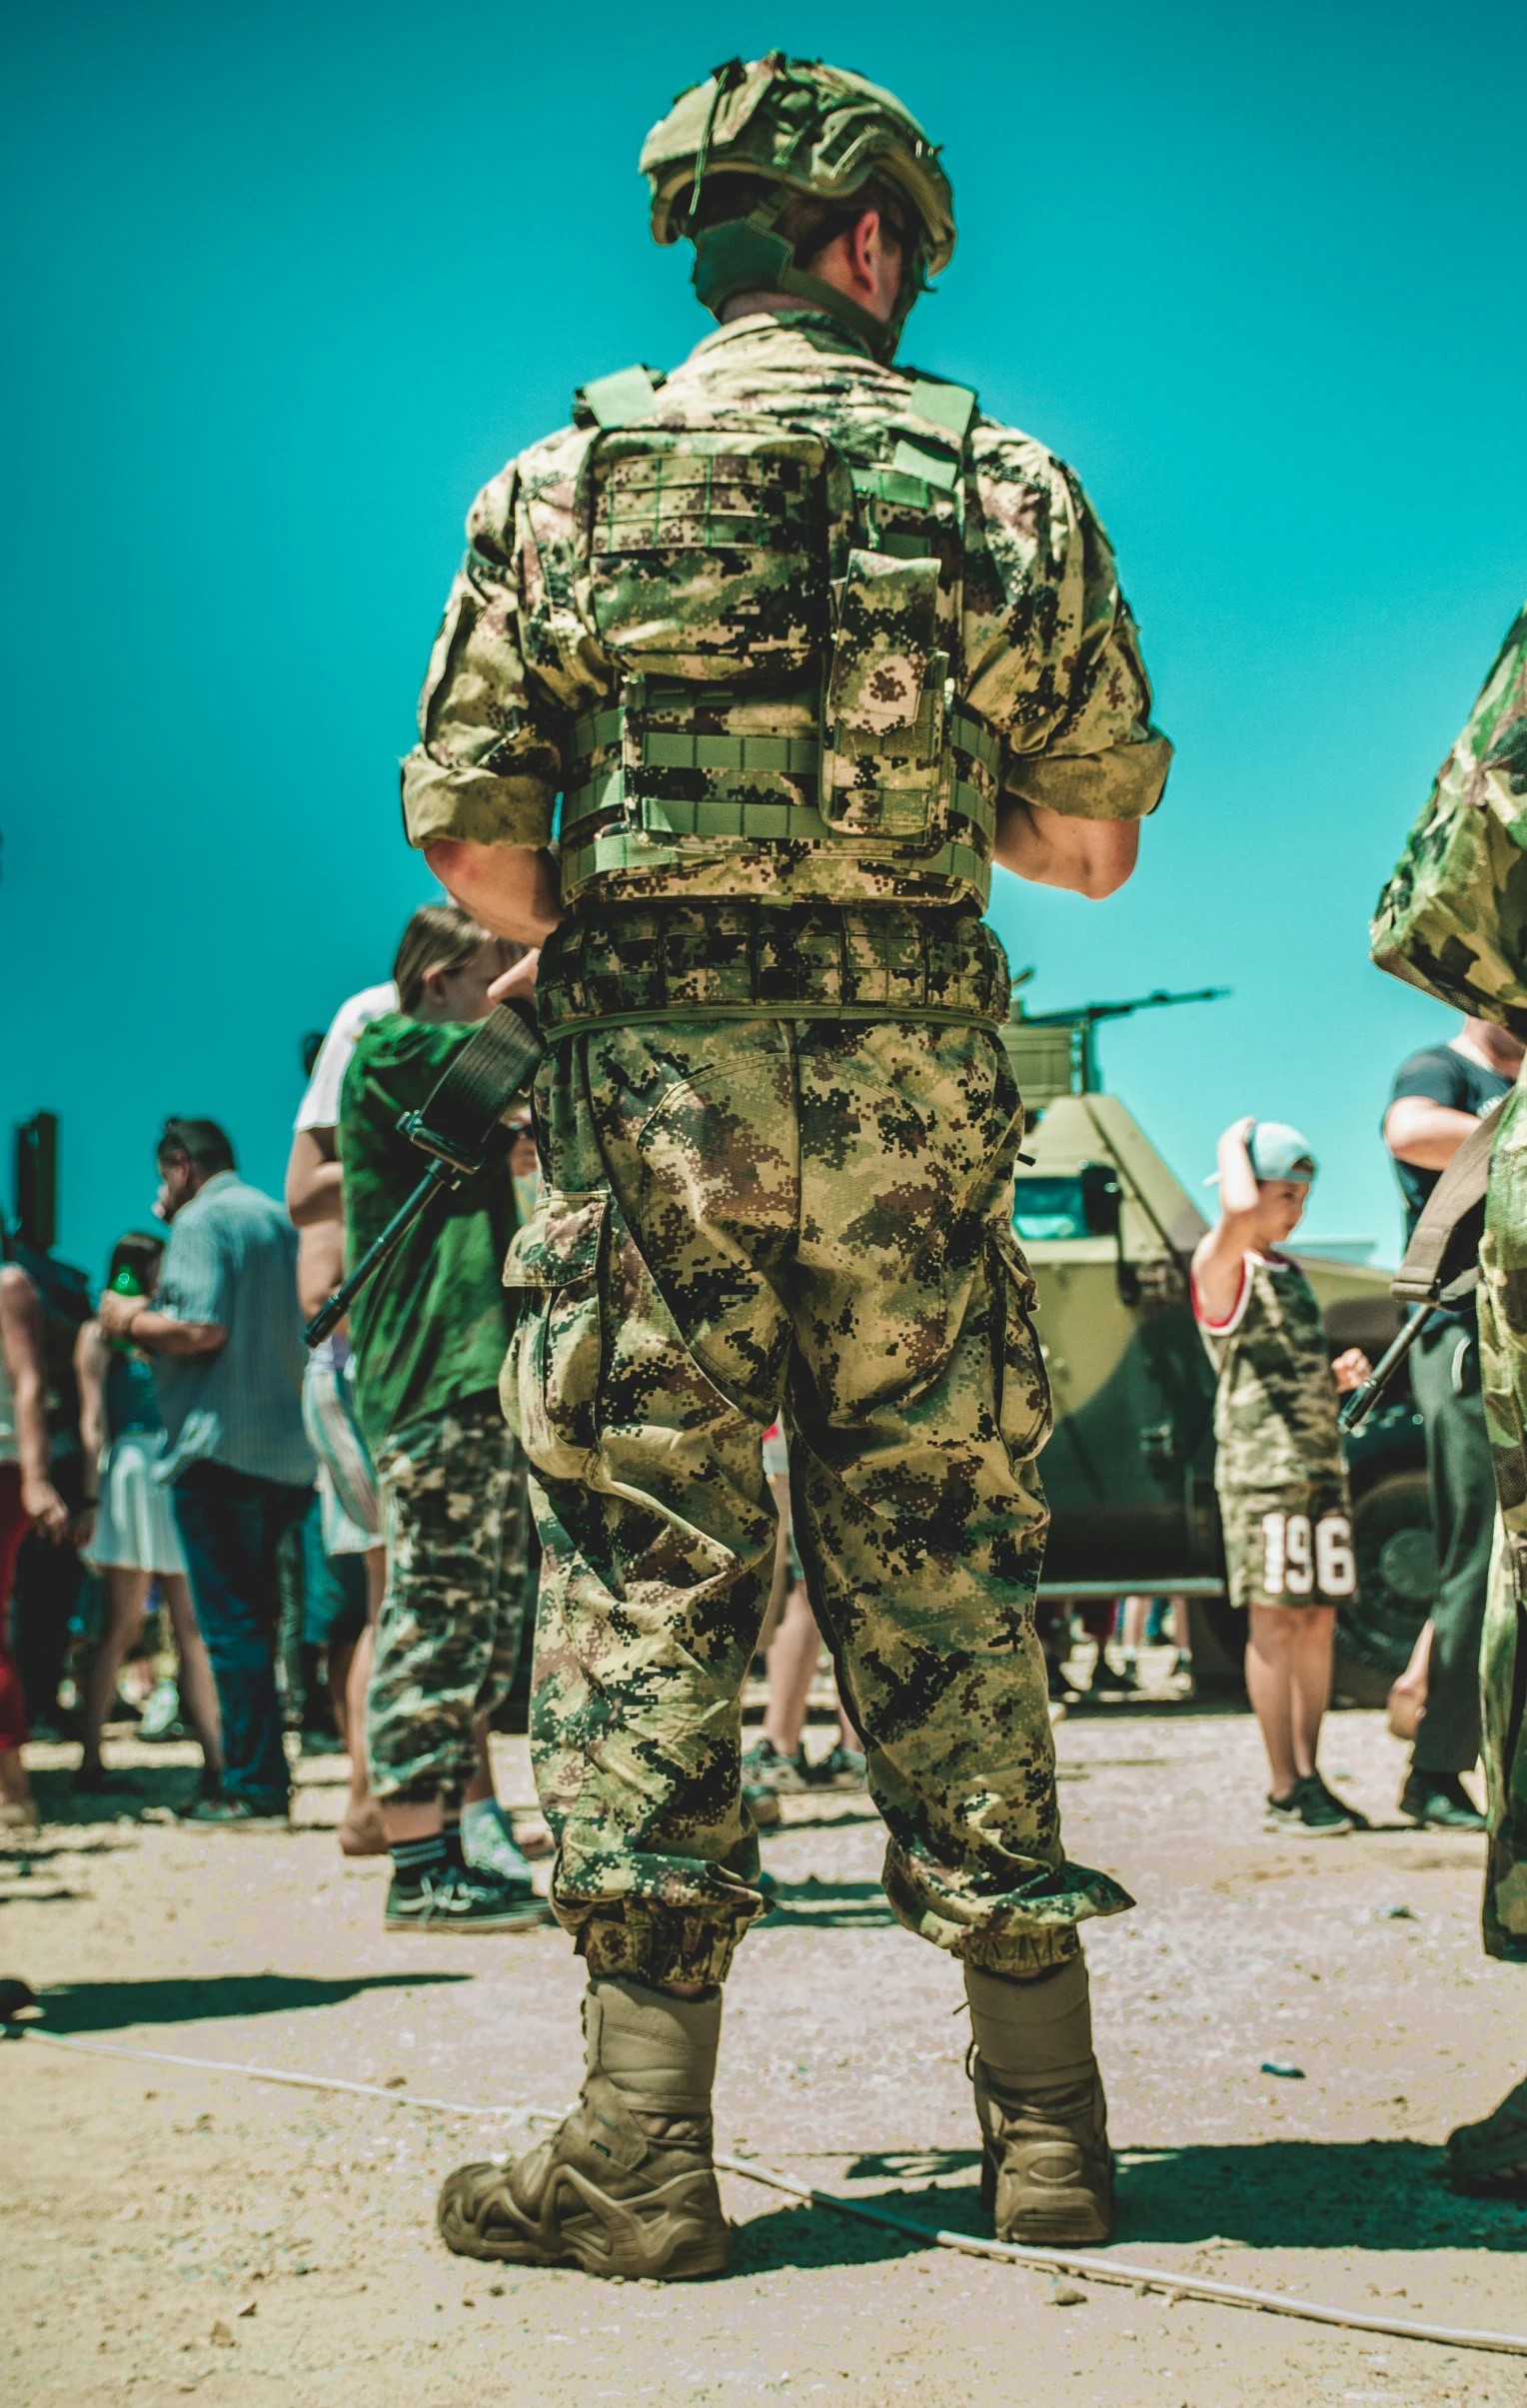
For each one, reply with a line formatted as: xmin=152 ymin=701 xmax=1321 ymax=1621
xmin=1338 ymin=1305 xmax=1434 ymax=1435
xmin=304 ymin=1160 xmax=455 ymax=1350
xmin=1022 ymin=985 xmax=1229 ymax=1029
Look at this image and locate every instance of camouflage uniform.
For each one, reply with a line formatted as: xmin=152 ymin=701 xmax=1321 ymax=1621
xmin=1196 ymin=1255 xmax=1354 ymax=1612
xmin=367 ymin=1392 xmax=530 ymax=1806
xmin=1375 ymin=604 xmax=1527 ymax=1961
xmin=403 ymin=94 xmax=1169 ymax=1987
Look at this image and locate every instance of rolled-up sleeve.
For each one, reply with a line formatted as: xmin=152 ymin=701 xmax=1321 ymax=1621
xmin=964 ymin=433 xmax=1171 ymax=823
xmin=400 ymin=465 xmax=566 ymax=851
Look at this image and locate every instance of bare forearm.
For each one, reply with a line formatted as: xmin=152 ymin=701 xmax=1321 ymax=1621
xmin=129 ymin=1311 xmax=225 ymax=1359
xmin=11 ymin=1369 xmax=53 ymax=1493
xmin=993 ymin=800 xmax=1139 ymax=898
xmin=1384 ymin=1098 xmax=1478 ymax=1171
xmin=286 ymin=1136 xmax=345 ymax=1228
xmin=424 ymin=840 xmax=564 ymax=945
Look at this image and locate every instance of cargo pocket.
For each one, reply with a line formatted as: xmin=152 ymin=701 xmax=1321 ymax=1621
xmin=990 ymin=1231 xmax=1052 ymax=1465
xmin=502 ymin=1188 xmax=611 ymax=1480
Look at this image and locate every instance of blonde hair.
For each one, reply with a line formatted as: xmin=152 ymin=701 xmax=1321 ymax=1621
xmin=392 ymin=902 xmax=502 ymax=1014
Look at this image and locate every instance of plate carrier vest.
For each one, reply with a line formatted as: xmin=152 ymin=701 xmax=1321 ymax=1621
xmin=558 ymin=365 xmax=1000 ymax=915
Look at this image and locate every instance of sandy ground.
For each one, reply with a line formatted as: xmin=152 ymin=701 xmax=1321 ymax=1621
xmin=4 ymin=1685 xmax=1526 ymax=2408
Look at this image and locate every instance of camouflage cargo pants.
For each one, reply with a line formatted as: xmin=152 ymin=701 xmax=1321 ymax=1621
xmin=367 ymin=1390 xmax=529 ymax=1807
xmin=1477 ymin=1078 xmax=1527 ymax=1959
xmin=504 ymin=1015 xmax=1132 ymax=1988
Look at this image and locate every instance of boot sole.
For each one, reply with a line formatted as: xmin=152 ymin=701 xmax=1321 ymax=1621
xmin=999 ymin=2203 xmax=1112 ymax=2247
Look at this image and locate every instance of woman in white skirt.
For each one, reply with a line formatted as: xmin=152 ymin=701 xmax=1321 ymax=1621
xmin=75 ymin=1233 xmax=221 ymax=1794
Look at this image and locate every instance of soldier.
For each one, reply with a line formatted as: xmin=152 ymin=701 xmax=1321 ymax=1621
xmin=405 ymin=54 xmax=1171 ymax=2273
xmin=1371 ymin=603 xmax=1527 ymax=2189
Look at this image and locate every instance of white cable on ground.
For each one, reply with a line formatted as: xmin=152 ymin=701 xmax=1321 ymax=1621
xmin=14 ymin=2026 xmax=1527 ymax=2359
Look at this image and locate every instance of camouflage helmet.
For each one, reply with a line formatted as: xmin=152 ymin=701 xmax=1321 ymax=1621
xmin=641 ymin=53 xmax=954 ymax=362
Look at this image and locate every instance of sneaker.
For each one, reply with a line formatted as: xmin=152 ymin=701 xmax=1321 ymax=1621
xmin=1292 ymin=1776 xmax=1352 ymax=1835
xmin=461 ymin=1799 xmax=536 ymax=1886
xmin=1399 ymin=1773 xmax=1486 ymax=1830
xmin=808 ymin=1744 xmax=866 ymax=1791
xmin=740 ymin=1737 xmax=812 ymax=1797
xmin=384 ymin=1864 xmax=552 ymax=1933
xmin=1310 ymin=1774 xmax=1369 ymax=1831
xmin=136 ymin=1679 xmax=186 ymax=1744
xmin=182 ymin=1793 xmax=290 ymax=1829
xmin=1093 ymin=1653 xmax=1141 ymax=1696
xmin=72 ymin=1763 xmax=135 ymax=1797
xmin=1263 ymin=1789 xmax=1304 ymax=1832
xmin=744 ymin=1780 xmax=782 ymax=1831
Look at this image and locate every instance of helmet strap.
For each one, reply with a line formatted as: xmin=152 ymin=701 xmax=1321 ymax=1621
xmin=691 ymin=195 xmax=911 ymax=364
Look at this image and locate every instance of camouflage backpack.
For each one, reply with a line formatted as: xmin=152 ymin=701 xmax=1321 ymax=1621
xmin=1370 ymin=604 xmax=1527 ymax=1033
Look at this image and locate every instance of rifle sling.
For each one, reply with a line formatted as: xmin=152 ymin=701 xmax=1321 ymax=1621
xmin=1389 ymin=1097 xmax=1503 ymax=1305
xmin=401 ymin=1003 xmax=544 ymax=1177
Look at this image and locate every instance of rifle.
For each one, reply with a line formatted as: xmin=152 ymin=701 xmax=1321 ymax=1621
xmin=305 ymin=1002 xmax=544 ymax=1350
xmin=1339 ymin=1099 xmax=1502 ymax=1434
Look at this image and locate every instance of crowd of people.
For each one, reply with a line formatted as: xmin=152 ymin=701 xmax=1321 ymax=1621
xmin=0 ymin=926 xmax=1499 ymax=1889
xmin=0 ymin=895 xmax=874 ymax=1926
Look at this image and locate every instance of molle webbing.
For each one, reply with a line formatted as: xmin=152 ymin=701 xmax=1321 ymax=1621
xmin=536 ymin=902 xmax=1010 ymax=1037
xmin=560 ymin=689 xmax=1000 ymax=902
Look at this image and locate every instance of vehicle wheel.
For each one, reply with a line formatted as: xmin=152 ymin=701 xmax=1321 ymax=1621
xmin=1336 ymin=1468 xmax=1437 ymax=1703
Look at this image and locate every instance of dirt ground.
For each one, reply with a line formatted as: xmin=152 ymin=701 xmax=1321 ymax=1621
xmin=5 ymin=1679 xmax=1526 ymax=2408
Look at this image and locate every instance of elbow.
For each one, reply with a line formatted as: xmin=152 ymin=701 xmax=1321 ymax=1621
xmin=1073 ymin=823 xmax=1140 ymax=900
xmin=1077 ymin=860 xmax=1132 ymax=901
xmin=424 ymin=839 xmax=476 ymax=898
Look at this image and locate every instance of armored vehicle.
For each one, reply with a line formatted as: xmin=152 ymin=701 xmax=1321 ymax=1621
xmin=1002 ymin=991 xmax=1435 ymax=1700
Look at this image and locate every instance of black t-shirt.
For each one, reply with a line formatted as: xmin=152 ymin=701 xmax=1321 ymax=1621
xmin=1388 ymin=1043 xmax=1514 ymax=1240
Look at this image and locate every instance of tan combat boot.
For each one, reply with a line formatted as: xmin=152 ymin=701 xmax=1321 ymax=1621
xmin=966 ymin=1955 xmax=1113 ymax=2245
xmin=437 ymin=1977 xmax=731 ymax=2279
xmin=1445 ymin=2075 xmax=1527 ymax=2192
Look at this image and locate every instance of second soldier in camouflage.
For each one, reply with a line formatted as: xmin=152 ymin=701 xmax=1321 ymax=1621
xmin=403 ymin=52 xmax=1171 ymax=2275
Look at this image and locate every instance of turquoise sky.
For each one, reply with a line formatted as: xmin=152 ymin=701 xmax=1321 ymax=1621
xmin=5 ymin=1 xmax=1524 ymax=1277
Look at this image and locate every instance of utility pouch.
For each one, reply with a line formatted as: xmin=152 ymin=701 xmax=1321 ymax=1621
xmin=821 ymin=550 xmax=947 ymax=844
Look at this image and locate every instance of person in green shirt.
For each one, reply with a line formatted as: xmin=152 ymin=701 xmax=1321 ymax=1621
xmin=339 ymin=902 xmax=548 ymax=1933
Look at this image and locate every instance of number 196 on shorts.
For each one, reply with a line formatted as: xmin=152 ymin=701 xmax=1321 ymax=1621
xmin=1259 ymin=1511 xmax=1355 ymax=1600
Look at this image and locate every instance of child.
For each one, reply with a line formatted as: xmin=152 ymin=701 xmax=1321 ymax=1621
xmin=1192 ymin=1118 xmax=1370 ymax=1834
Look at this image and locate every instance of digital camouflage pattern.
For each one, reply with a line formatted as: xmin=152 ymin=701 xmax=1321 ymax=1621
xmin=1196 ymin=1253 xmax=1349 ymax=1495
xmin=1375 ymin=604 xmax=1527 ymax=1956
xmin=1478 ymin=1098 xmax=1527 ymax=1956
xmin=1371 ymin=605 xmax=1527 ymax=1040
xmin=503 ymin=1013 xmax=1133 ymax=1987
xmin=401 ymin=311 xmax=1170 ymax=922
xmin=368 ymin=1392 xmax=530 ymax=1806
xmin=641 ymin=54 xmax=956 ymax=268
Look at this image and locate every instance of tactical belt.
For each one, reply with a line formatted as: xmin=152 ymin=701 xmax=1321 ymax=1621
xmin=560 ymin=698 xmax=1000 ymax=903
xmin=536 ymin=901 xmax=1011 ymax=1039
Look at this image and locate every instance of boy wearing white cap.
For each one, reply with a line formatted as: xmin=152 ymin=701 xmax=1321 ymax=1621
xmin=1193 ymin=1118 xmax=1370 ymax=1833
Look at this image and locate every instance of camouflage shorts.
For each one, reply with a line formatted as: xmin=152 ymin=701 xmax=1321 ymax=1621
xmin=367 ymin=1390 xmax=529 ymax=1806
xmin=504 ymin=1013 xmax=1132 ymax=1988
xmin=1219 ymin=1484 xmax=1354 ymax=1610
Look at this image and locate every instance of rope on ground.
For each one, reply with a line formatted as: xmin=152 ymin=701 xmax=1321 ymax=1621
xmin=14 ymin=2025 xmax=1527 ymax=2360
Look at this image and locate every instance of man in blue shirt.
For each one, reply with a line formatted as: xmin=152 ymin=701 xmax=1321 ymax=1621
xmin=97 ymin=1118 xmax=313 ymax=1824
